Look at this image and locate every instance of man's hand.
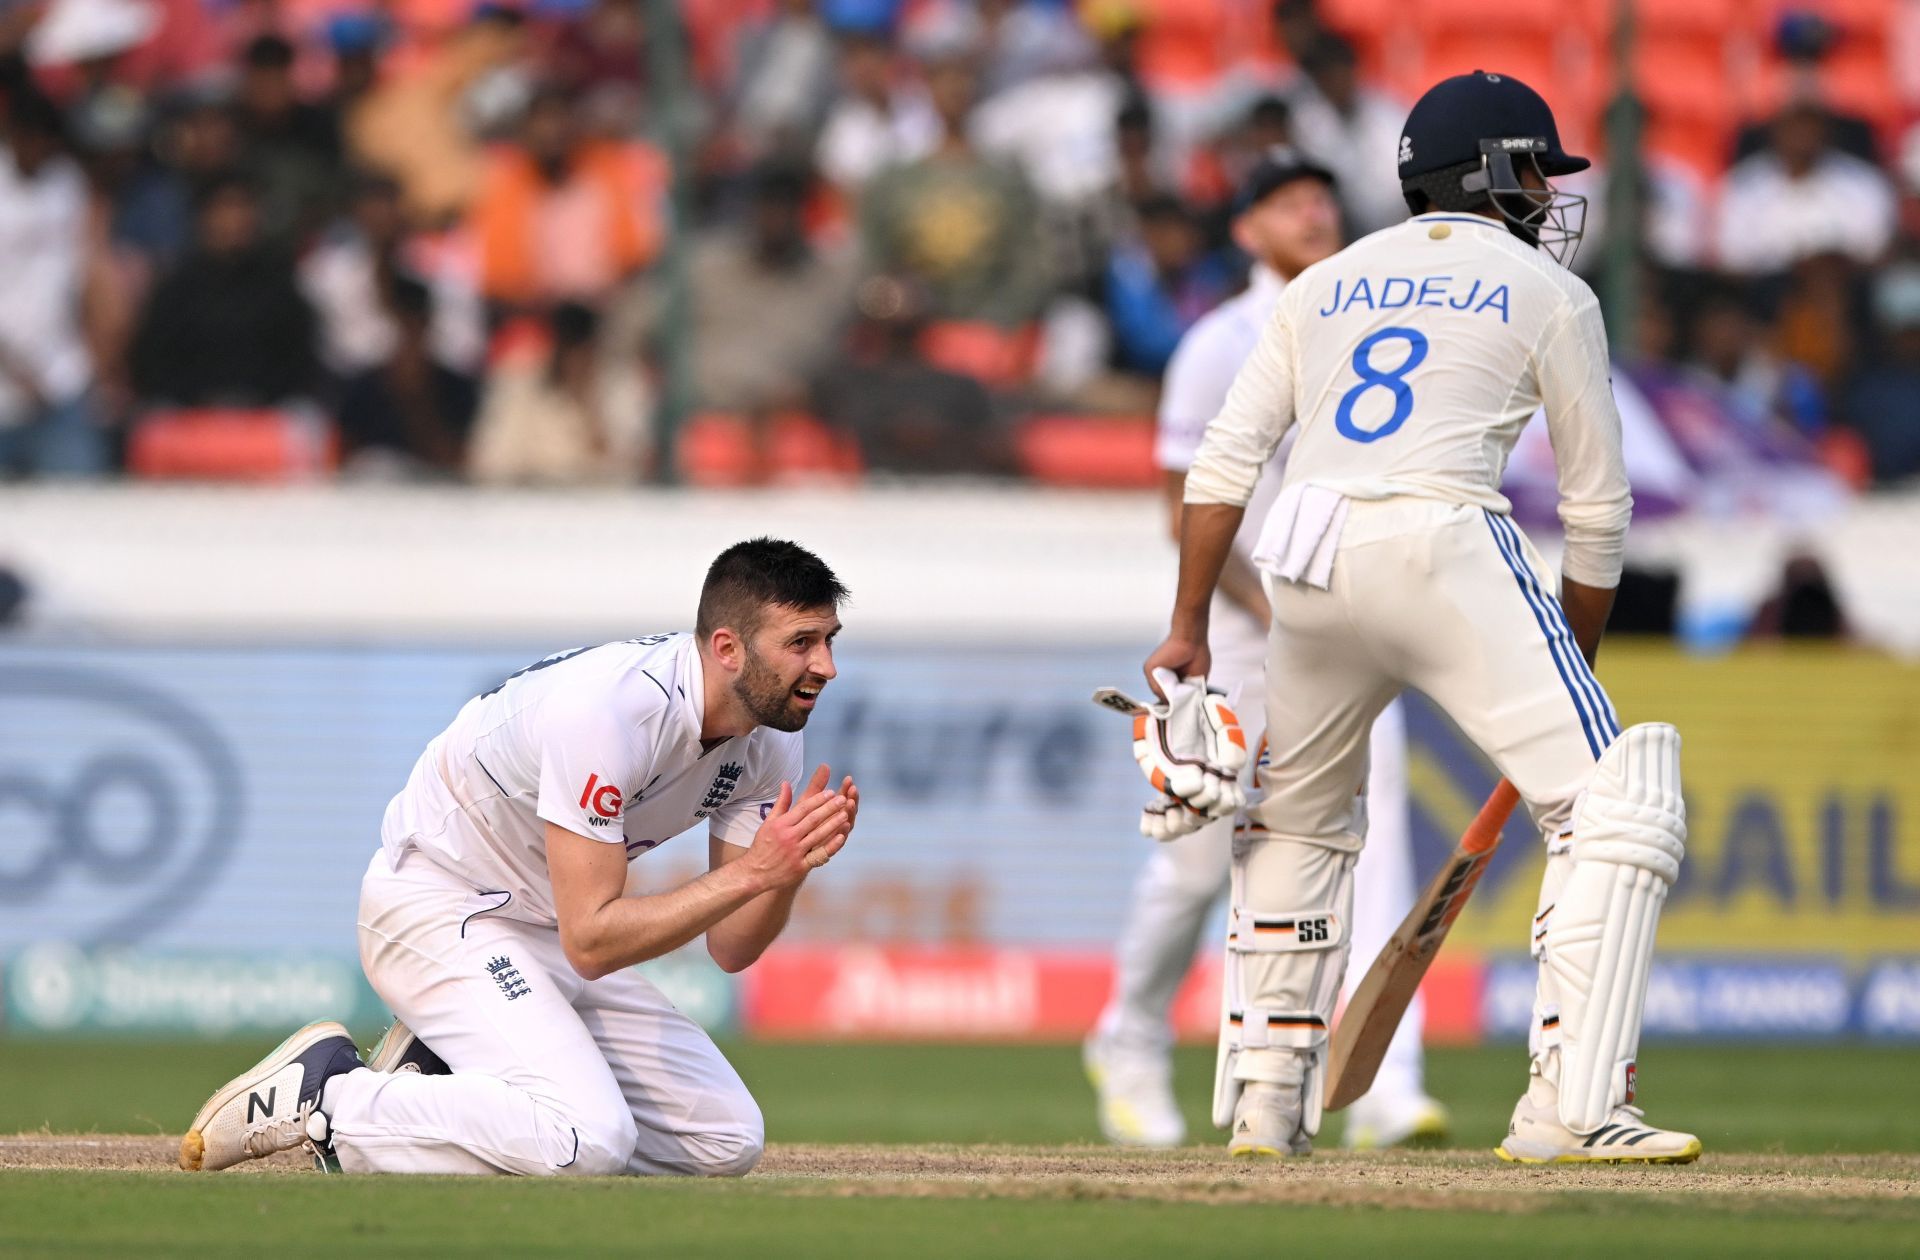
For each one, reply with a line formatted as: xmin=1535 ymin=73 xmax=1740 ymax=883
xmin=1143 ymin=634 xmax=1211 ymax=693
xmin=742 ymin=764 xmax=852 ymax=890
xmin=1560 ymin=577 xmax=1616 ymax=669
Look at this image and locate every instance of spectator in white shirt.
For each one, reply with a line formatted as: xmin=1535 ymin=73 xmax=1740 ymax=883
xmin=815 ymin=30 xmax=938 ymax=192
xmin=1286 ymin=35 xmax=1407 ymax=237
xmin=0 ymin=91 xmax=103 ymax=477
xmin=1715 ymin=101 xmax=1896 ymax=276
xmin=301 ymin=172 xmax=483 ymax=381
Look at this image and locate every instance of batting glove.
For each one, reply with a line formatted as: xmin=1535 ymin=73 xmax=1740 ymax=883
xmin=1140 ymin=796 xmax=1211 ymax=842
xmin=1094 ymin=669 xmax=1249 ymax=822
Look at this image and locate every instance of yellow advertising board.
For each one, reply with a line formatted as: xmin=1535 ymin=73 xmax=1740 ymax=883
xmin=1429 ymin=643 xmax=1920 ymax=961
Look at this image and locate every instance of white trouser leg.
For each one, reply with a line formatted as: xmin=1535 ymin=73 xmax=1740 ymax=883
xmin=1095 ymin=817 xmax=1233 ymax=1054
xmin=1323 ymin=503 xmax=1684 ymax=1131
xmin=1095 ymin=605 xmax=1264 ymax=1053
xmin=329 ymin=854 xmax=635 ymax=1176
xmin=1212 ymin=583 xmax=1394 ymax=1133
xmin=329 ymin=852 xmax=759 ymax=1176
xmin=579 ymin=969 xmax=765 ymax=1176
xmin=1342 ymin=698 xmax=1424 ymax=1102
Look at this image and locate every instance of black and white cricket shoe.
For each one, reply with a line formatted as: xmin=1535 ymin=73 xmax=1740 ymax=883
xmin=179 ymin=1020 xmax=363 ymax=1172
xmin=365 ymin=1018 xmax=451 ymax=1077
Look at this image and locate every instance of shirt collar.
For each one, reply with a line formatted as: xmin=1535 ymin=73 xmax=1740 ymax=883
xmin=678 ymin=633 xmax=706 ymax=737
xmin=1412 ymin=211 xmax=1507 ymax=232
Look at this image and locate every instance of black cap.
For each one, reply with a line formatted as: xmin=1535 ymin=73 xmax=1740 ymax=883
xmin=1233 ymin=145 xmax=1336 ymax=217
xmin=1397 ymin=70 xmax=1588 ymax=184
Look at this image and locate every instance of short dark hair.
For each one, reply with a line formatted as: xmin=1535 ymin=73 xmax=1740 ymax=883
xmin=243 ymin=34 xmax=297 ymax=71
xmin=696 ymin=538 xmax=848 ymax=639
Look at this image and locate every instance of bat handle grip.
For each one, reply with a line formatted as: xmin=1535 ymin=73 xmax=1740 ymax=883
xmin=1460 ymin=779 xmax=1521 ymax=855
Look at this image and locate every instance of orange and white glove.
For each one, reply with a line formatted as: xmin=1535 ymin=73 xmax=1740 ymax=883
xmin=1094 ymin=669 xmax=1249 ymax=831
xmin=1141 ymin=796 xmax=1210 ymax=842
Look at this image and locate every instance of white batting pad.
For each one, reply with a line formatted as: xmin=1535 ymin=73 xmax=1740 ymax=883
xmin=1212 ymin=833 xmax=1356 ymax=1136
xmin=1545 ymin=723 xmax=1687 ymax=1134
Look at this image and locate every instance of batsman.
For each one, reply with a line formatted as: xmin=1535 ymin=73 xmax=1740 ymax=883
xmin=1140 ymin=71 xmax=1698 ymax=1163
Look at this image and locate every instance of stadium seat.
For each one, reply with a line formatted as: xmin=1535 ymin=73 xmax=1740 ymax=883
xmin=675 ymin=411 xmax=863 ymax=487
xmin=1630 ymin=43 xmax=1741 ymax=177
xmin=128 ymin=409 xmax=337 ymax=481
xmin=1413 ymin=0 xmax=1562 ymax=37
xmin=765 ymin=413 xmax=864 ymax=484
xmin=676 ymin=411 xmax=762 ymax=487
xmin=1316 ymin=0 xmax=1401 ymax=41
xmin=1014 ymin=414 xmax=1159 ymax=490
xmin=918 ymin=322 xmax=1038 ymax=389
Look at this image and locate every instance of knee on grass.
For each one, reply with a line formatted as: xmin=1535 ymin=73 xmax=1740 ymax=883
xmin=556 ymin=1108 xmax=641 ymax=1178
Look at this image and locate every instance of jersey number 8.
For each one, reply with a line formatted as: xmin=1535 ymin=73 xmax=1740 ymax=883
xmin=1335 ymin=327 xmax=1429 ymax=444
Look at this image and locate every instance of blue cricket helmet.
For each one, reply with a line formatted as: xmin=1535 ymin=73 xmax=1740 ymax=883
xmin=1397 ymin=70 xmax=1591 ymax=265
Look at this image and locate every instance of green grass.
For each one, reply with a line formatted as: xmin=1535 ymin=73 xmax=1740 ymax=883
xmin=1 ymin=1171 xmax=1916 ymax=1260
xmin=6 ymin=1037 xmax=1917 ymax=1154
xmin=3 ymin=1039 xmax=1917 ymax=1258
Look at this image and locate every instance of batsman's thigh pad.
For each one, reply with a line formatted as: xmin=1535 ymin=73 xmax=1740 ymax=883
xmin=1545 ymin=723 xmax=1686 ymax=1134
xmin=1213 ymin=830 xmax=1357 ymax=1135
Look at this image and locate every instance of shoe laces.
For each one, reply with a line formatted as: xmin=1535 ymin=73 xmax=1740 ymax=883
xmin=242 ymin=1101 xmax=318 ymax=1159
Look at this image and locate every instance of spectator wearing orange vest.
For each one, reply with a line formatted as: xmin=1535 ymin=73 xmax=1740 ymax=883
xmin=473 ymin=83 xmax=666 ymax=315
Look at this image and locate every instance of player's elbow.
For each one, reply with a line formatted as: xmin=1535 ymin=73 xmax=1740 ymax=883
xmin=559 ymin=931 xmax=617 ymax=981
xmin=706 ymin=936 xmax=761 ymax=974
xmin=565 ymin=950 xmax=614 ymax=982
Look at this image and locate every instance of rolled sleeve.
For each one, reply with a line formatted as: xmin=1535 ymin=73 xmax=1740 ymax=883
xmin=1537 ymin=292 xmax=1633 ymax=587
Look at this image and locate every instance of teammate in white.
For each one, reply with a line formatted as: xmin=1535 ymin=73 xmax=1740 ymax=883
xmin=1084 ymin=149 xmax=1447 ymax=1151
xmin=1145 ymin=72 xmax=1700 ymax=1162
xmin=182 ymin=538 xmax=859 ymax=1177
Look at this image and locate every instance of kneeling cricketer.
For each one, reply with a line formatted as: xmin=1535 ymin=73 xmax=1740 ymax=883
xmin=182 ymin=537 xmax=856 ymax=1177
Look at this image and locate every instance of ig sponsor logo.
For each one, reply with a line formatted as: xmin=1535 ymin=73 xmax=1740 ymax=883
xmin=0 ymin=667 xmax=243 ymax=945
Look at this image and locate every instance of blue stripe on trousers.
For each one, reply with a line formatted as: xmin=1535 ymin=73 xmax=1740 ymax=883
xmin=1482 ymin=510 xmax=1605 ymax=759
xmin=1489 ymin=513 xmax=1621 ymax=741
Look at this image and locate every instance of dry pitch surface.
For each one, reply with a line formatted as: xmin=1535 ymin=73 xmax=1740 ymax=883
xmin=5 ymin=1134 xmax=1915 ymax=1213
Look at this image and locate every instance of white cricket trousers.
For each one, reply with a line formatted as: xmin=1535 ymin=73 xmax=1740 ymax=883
xmin=1094 ymin=602 xmax=1427 ymax=1100
xmin=1256 ymin=497 xmax=1616 ymax=850
xmin=325 ymin=850 xmax=763 ymax=1177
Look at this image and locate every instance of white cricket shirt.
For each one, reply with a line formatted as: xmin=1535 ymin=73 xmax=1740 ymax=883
xmin=380 ymin=633 xmax=803 ymax=924
xmin=1183 ymin=212 xmax=1633 ymax=587
xmin=1157 ymin=263 xmax=1290 ymax=566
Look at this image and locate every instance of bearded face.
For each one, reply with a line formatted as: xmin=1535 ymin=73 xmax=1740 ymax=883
xmin=728 ymin=608 xmax=839 ymax=732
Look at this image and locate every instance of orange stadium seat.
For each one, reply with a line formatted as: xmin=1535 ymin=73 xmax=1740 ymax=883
xmin=1014 ymin=414 xmax=1159 ymax=490
xmin=918 ymin=322 xmax=1038 ymax=389
xmin=128 ymin=409 xmax=337 ymax=481
xmin=766 ymin=413 xmax=865 ymax=484
xmin=676 ymin=412 xmax=863 ymax=488
xmin=676 ymin=412 xmax=762 ymax=487
xmin=1630 ymin=43 xmax=1740 ymax=176
xmin=1413 ymin=0 xmax=1563 ymax=37
xmin=1316 ymin=0 xmax=1400 ymax=41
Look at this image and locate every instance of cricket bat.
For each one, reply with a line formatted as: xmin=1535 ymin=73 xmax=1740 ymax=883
xmin=1324 ymin=779 xmax=1522 ymax=1111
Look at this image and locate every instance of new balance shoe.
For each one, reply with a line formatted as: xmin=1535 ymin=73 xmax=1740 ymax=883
xmin=1083 ymin=1035 xmax=1185 ymax=1148
xmin=1227 ymin=1082 xmax=1310 ymax=1158
xmin=1498 ymin=1073 xmax=1701 ymax=1165
xmin=365 ymin=1018 xmax=450 ymax=1076
xmin=180 ymin=1021 xmax=363 ymax=1172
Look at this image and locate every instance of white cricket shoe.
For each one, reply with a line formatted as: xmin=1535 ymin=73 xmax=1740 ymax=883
xmin=1083 ymin=1036 xmax=1185 ymax=1148
xmin=1227 ymin=1082 xmax=1311 ymax=1158
xmin=1498 ymin=1075 xmax=1701 ymax=1165
xmin=180 ymin=1020 xmax=364 ymax=1172
xmin=1341 ymin=1089 xmax=1452 ymax=1150
xmin=365 ymin=1018 xmax=451 ymax=1076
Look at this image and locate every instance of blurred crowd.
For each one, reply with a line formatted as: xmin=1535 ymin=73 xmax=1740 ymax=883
xmin=1 ymin=0 xmax=1919 ymax=491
